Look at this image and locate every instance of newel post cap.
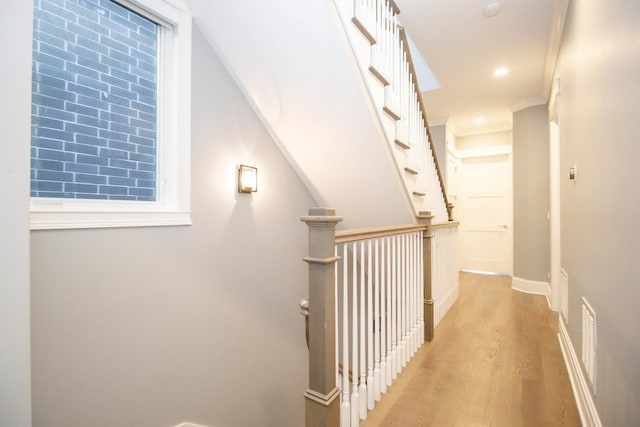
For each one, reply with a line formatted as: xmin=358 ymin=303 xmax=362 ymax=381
xmin=300 ymin=207 xmax=343 ymax=225
xmin=417 ymin=210 xmax=434 ymax=222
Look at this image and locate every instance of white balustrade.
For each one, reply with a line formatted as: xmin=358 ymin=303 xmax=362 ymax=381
xmin=432 ymin=223 xmax=460 ymax=327
xmin=335 ymin=229 xmax=424 ymax=426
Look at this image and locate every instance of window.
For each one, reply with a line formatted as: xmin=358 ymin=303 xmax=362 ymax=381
xmin=30 ymin=0 xmax=191 ymax=229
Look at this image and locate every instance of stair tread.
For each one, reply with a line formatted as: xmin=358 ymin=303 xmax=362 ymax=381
xmin=369 ymin=65 xmax=390 ymax=86
xmin=383 ymin=105 xmax=401 ymax=121
xmin=405 ymin=166 xmax=419 ymax=175
xmin=395 ymin=139 xmax=410 ymax=150
xmin=352 ymin=16 xmax=376 ymax=45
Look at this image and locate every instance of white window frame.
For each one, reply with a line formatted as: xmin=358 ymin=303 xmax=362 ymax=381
xmin=30 ymin=0 xmax=192 ymax=230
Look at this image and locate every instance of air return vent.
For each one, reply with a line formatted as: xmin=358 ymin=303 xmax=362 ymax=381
xmin=581 ymin=297 xmax=597 ymax=394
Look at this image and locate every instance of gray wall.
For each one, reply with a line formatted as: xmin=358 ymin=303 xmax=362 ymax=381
xmin=30 ymin=25 xmax=316 ymax=427
xmin=430 ymin=124 xmax=447 ymax=179
xmin=555 ymin=0 xmax=640 ymax=424
xmin=512 ymin=105 xmax=549 ymax=282
xmin=0 ymin=2 xmax=33 ymax=426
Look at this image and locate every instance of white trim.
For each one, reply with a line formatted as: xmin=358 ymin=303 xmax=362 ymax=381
xmin=173 ymin=423 xmax=213 ymax=427
xmin=549 ymin=79 xmax=562 ymax=312
xmin=558 ymin=320 xmax=603 ymax=427
xmin=30 ymin=211 xmax=191 ymax=230
xmin=512 ymin=276 xmax=549 ymax=297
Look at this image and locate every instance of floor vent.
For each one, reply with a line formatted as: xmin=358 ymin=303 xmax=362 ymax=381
xmin=581 ymin=297 xmax=597 ymax=395
xmin=560 ymin=269 xmax=569 ymax=324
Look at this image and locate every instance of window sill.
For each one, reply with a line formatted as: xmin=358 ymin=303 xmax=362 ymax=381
xmin=30 ymin=211 xmax=192 ymax=230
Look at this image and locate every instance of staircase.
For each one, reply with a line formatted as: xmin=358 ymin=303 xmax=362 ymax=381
xmin=335 ymin=0 xmax=451 ymax=222
xmin=185 ymin=0 xmax=451 ymax=228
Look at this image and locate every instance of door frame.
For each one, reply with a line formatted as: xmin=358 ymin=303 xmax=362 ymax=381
xmin=458 ymin=149 xmax=513 ymax=276
xmin=549 ymin=78 xmax=562 ymax=311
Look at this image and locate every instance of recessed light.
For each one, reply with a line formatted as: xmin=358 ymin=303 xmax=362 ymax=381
xmin=475 ymin=117 xmax=486 ymax=124
xmin=484 ymin=2 xmax=502 ymax=18
xmin=493 ymin=67 xmax=509 ymax=77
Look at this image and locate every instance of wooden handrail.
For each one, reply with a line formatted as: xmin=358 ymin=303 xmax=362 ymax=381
xmin=397 ymin=26 xmax=454 ymax=221
xmin=432 ymin=221 xmax=460 ymax=230
xmin=335 ymin=223 xmax=427 ymax=244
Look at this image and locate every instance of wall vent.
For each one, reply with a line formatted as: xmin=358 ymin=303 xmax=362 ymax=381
xmin=581 ymin=297 xmax=597 ymax=395
xmin=560 ymin=269 xmax=569 ymax=324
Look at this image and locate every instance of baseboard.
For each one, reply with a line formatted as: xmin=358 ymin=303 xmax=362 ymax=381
xmin=545 ymin=282 xmax=552 ymax=309
xmin=558 ymin=320 xmax=603 ymax=427
xmin=435 ymin=284 xmax=459 ymax=327
xmin=174 ymin=423 xmax=212 ymax=427
xmin=512 ymin=276 xmax=548 ymax=297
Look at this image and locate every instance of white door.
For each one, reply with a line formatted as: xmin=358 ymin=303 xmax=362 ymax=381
xmin=459 ymin=154 xmax=512 ymax=275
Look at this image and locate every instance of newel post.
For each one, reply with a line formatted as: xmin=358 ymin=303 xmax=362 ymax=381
xmin=300 ymin=207 xmax=342 ymax=427
xmin=417 ymin=211 xmax=434 ymax=342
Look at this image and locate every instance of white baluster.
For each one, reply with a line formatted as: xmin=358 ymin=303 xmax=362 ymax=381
xmin=415 ymin=232 xmax=421 ymax=351
xmin=380 ymin=237 xmax=388 ymax=393
xmin=409 ymin=232 xmax=415 ymax=356
xmin=359 ymin=241 xmax=367 ymax=419
xmin=418 ymin=231 xmax=424 ymax=345
xmin=408 ymin=232 xmax=414 ymax=356
xmin=385 ymin=235 xmax=392 ymax=386
xmin=351 ymin=241 xmax=359 ymax=427
xmin=435 ymin=230 xmax=441 ymax=325
xmin=390 ymin=235 xmax=397 ymax=380
xmin=414 ymin=231 xmax=420 ymax=353
xmin=373 ymin=238 xmax=382 ymax=402
xmin=367 ymin=239 xmax=375 ymax=411
xmin=408 ymin=233 xmax=413 ymax=358
xmin=414 ymin=232 xmax=420 ymax=352
xmin=382 ymin=0 xmax=389 ymax=78
xmin=341 ymin=244 xmax=350 ymax=427
xmin=400 ymin=233 xmax=407 ymax=370
xmin=418 ymin=231 xmax=423 ymax=343
xmin=333 ymin=245 xmax=344 ymax=390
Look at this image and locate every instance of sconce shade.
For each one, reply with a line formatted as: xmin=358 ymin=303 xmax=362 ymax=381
xmin=238 ymin=164 xmax=258 ymax=193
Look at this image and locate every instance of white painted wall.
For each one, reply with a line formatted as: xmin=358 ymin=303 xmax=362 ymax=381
xmin=183 ymin=0 xmax=415 ymax=229
xmin=0 ymin=2 xmax=33 ymax=426
xmin=554 ymin=0 xmax=640 ymax=424
xmin=30 ymin=25 xmax=316 ymax=427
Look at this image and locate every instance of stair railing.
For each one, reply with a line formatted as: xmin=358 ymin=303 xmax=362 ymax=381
xmin=300 ymin=208 xmax=437 ymax=426
xmin=336 ymin=0 xmax=454 ymax=221
xmin=397 ymin=27 xmax=454 ymax=221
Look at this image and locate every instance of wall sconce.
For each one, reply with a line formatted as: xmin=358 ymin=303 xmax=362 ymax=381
xmin=238 ymin=164 xmax=258 ymax=193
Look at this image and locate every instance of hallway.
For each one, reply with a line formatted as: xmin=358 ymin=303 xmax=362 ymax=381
xmin=361 ymin=272 xmax=580 ymax=426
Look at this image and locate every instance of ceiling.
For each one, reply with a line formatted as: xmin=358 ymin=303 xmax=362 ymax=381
xmin=396 ymin=0 xmax=566 ymax=136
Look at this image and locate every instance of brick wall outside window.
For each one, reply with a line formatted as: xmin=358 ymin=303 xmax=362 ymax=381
xmin=31 ymin=0 xmax=158 ymax=201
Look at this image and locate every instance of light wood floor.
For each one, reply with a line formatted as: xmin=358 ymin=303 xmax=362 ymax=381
xmin=361 ymin=272 xmax=581 ymax=427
